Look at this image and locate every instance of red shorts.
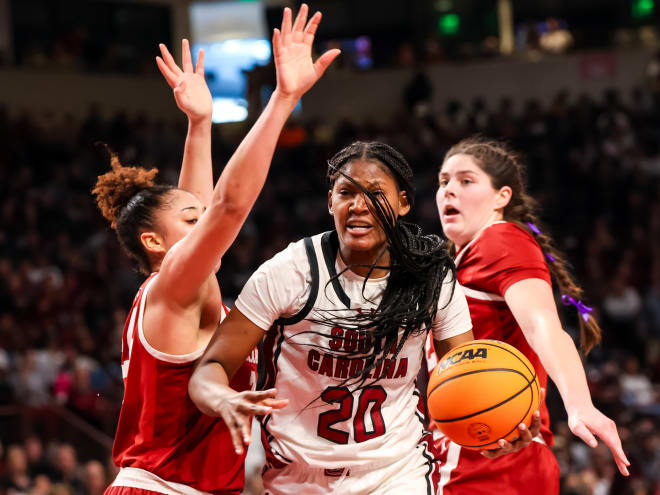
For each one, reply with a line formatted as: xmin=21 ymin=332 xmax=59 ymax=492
xmin=104 ymin=487 xmax=164 ymax=495
xmin=432 ymin=434 xmax=560 ymax=495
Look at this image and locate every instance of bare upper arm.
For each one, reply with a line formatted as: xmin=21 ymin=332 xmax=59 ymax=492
xmin=503 ymin=278 xmax=563 ymax=342
xmin=199 ymin=306 xmax=266 ymax=380
xmin=433 ymin=329 xmax=474 ymax=360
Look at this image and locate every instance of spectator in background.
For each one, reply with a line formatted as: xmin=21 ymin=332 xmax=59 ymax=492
xmin=0 ymin=445 xmax=31 ymax=494
xmin=52 ymin=444 xmax=84 ymax=495
xmin=619 ymin=356 xmax=658 ymax=412
xmin=82 ymin=460 xmax=106 ymax=495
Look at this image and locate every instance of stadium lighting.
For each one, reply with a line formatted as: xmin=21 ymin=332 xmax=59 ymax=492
xmin=632 ymin=0 xmax=654 ymax=18
xmin=438 ymin=13 xmax=460 ymax=36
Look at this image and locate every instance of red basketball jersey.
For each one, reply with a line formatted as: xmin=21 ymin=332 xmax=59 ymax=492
xmin=112 ymin=274 xmax=258 ymax=495
xmin=428 ymin=221 xmax=553 ymax=446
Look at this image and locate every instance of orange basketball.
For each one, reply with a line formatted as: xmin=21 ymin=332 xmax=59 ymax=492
xmin=427 ymin=339 xmax=540 ymax=450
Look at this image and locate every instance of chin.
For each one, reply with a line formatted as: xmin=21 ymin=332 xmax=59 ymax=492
xmin=443 ymin=229 xmax=464 ymax=246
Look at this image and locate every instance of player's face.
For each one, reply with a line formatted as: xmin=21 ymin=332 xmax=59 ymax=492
xmin=143 ymin=189 xmax=205 ymax=257
xmin=437 ymin=154 xmax=508 ymax=250
xmin=329 ymin=159 xmax=410 ymax=265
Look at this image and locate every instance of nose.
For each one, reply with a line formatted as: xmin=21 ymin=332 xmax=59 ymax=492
xmin=350 ymin=192 xmax=369 ymax=213
xmin=443 ymin=178 xmax=457 ymax=198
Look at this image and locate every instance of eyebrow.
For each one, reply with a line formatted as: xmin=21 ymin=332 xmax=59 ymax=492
xmin=180 ymin=206 xmax=199 ymax=212
xmin=439 ymin=170 xmax=477 ymax=176
xmin=337 ymin=177 xmax=384 ymax=188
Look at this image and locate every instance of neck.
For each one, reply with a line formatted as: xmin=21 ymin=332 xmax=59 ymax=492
xmin=339 ymin=245 xmax=391 ymax=278
xmin=455 ymin=211 xmax=504 ymax=252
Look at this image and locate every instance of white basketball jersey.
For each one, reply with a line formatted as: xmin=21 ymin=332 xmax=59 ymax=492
xmin=235 ymin=231 xmax=471 ymax=470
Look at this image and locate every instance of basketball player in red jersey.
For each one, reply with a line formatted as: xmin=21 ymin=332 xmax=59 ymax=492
xmin=93 ymin=7 xmax=339 ymax=495
xmin=428 ymin=136 xmax=630 ymax=494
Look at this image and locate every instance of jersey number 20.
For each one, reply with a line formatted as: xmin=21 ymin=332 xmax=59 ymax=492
xmin=317 ymin=386 xmax=386 ymax=444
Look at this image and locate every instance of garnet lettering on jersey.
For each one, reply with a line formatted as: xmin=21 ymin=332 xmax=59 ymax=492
xmin=307 ymin=349 xmax=408 ymax=380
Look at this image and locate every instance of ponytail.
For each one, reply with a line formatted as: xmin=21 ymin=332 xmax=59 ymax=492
xmin=444 ymin=136 xmax=602 ymax=353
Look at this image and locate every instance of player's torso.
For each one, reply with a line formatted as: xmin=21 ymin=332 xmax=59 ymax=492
xmin=258 ymin=232 xmax=426 ymax=470
xmin=114 ymin=274 xmax=257 ymax=493
xmin=453 ymin=225 xmax=553 ymax=446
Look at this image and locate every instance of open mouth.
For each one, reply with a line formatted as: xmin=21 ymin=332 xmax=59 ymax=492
xmin=443 ymin=206 xmax=460 ymax=216
xmin=346 ymin=221 xmax=373 ymax=234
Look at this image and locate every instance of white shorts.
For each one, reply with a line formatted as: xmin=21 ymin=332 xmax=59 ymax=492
xmin=262 ymin=439 xmax=438 ymax=495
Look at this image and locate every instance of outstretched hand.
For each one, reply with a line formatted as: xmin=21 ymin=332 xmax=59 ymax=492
xmin=567 ymin=405 xmax=630 ymax=476
xmin=481 ymin=388 xmax=545 ymax=460
xmin=273 ymin=4 xmax=340 ymax=100
xmin=214 ymin=388 xmax=288 ymax=455
xmin=156 ymin=39 xmax=212 ymax=123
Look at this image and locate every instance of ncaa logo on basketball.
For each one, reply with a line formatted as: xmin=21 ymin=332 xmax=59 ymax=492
xmin=468 ymin=423 xmax=491 ymax=441
xmin=437 ymin=347 xmax=487 ymax=371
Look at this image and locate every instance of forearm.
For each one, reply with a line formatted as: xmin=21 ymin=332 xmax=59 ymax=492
xmin=526 ymin=321 xmax=593 ymax=414
xmin=188 ymin=360 xmax=233 ymax=416
xmin=178 ymin=117 xmax=213 ymax=206
xmin=208 ymin=90 xmax=298 ymax=213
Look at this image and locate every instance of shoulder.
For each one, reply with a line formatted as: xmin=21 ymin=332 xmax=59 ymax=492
xmin=256 ymin=236 xmax=311 ymax=276
xmin=460 ymin=222 xmax=550 ymax=294
xmin=236 ymin=235 xmax=318 ymax=325
xmin=480 ymin=222 xmax=539 ymax=249
xmin=467 ymin=222 xmax=543 ymax=264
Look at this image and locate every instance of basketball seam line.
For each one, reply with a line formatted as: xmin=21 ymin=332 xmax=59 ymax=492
xmin=431 ymin=370 xmax=537 ymax=423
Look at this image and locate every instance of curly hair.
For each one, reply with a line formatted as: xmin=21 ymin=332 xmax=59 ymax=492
xmin=92 ymin=149 xmax=175 ymax=274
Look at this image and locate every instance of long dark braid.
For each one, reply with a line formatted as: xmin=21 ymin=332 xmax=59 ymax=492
xmin=307 ymin=141 xmax=456 ymax=391
xmin=444 ymin=136 xmax=602 ymax=353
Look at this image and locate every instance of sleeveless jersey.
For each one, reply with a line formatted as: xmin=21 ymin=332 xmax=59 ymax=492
xmin=235 ymin=231 xmax=472 ymax=470
xmin=426 ymin=221 xmax=553 ymax=446
xmin=112 ymin=274 xmax=258 ymax=495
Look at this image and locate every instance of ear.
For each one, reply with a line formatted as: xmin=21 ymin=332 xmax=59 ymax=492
xmin=328 ymin=189 xmax=334 ymax=215
xmin=494 ymin=186 xmax=512 ymax=210
xmin=398 ymin=190 xmax=411 ymax=217
xmin=140 ymin=231 xmax=167 ymax=257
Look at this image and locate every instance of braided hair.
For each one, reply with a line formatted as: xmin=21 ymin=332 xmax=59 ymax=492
xmin=443 ymin=136 xmax=602 ymax=353
xmin=92 ymin=148 xmax=176 ymax=274
xmin=310 ymin=141 xmax=456 ymax=390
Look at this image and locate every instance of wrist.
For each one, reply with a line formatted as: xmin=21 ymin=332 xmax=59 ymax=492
xmin=271 ymin=88 xmax=300 ymax=108
xmin=188 ymin=115 xmax=213 ymax=128
xmin=564 ymin=398 xmax=593 ymax=416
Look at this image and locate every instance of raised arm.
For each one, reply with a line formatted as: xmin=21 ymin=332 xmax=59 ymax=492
xmin=157 ymin=39 xmax=213 ymax=206
xmin=158 ymin=5 xmax=340 ymax=306
xmin=504 ymin=278 xmax=630 ymax=475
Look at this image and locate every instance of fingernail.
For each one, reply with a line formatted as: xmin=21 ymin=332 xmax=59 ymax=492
xmin=519 ymin=423 xmax=526 ymax=430
xmin=534 ymin=410 xmax=540 ymax=417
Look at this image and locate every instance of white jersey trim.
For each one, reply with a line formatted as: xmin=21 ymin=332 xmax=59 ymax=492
xmin=454 ymin=220 xmax=507 ymax=267
xmin=111 ymin=467 xmax=212 ymax=495
xmin=461 ymin=286 xmax=505 ymax=302
xmin=136 ymin=274 xmax=207 ymax=364
xmin=121 ymin=304 xmax=140 ymax=379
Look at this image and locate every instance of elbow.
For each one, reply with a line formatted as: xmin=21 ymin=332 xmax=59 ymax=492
xmin=188 ymin=369 xmax=202 ymax=408
xmin=210 ymin=194 xmax=250 ymax=222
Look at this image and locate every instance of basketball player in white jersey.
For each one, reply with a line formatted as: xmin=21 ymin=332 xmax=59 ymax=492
xmin=189 ymin=141 xmax=479 ymax=494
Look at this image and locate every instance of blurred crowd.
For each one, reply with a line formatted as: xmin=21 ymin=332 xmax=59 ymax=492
xmin=0 ymin=439 xmax=112 ymax=495
xmin=1 ymin=78 xmax=660 ymax=494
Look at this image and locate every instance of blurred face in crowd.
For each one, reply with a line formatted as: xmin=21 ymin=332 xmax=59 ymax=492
xmin=437 ymin=153 xmax=511 ymax=250
xmin=140 ymin=189 xmax=205 ymax=267
xmin=7 ymin=445 xmax=28 ymax=475
xmin=84 ymin=460 xmax=107 ymax=495
xmin=56 ymin=444 xmax=77 ymax=477
xmin=329 ymin=159 xmax=410 ymax=270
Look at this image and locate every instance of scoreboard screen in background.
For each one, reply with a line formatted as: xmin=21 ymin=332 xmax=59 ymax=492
xmin=189 ymin=1 xmax=272 ymax=124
